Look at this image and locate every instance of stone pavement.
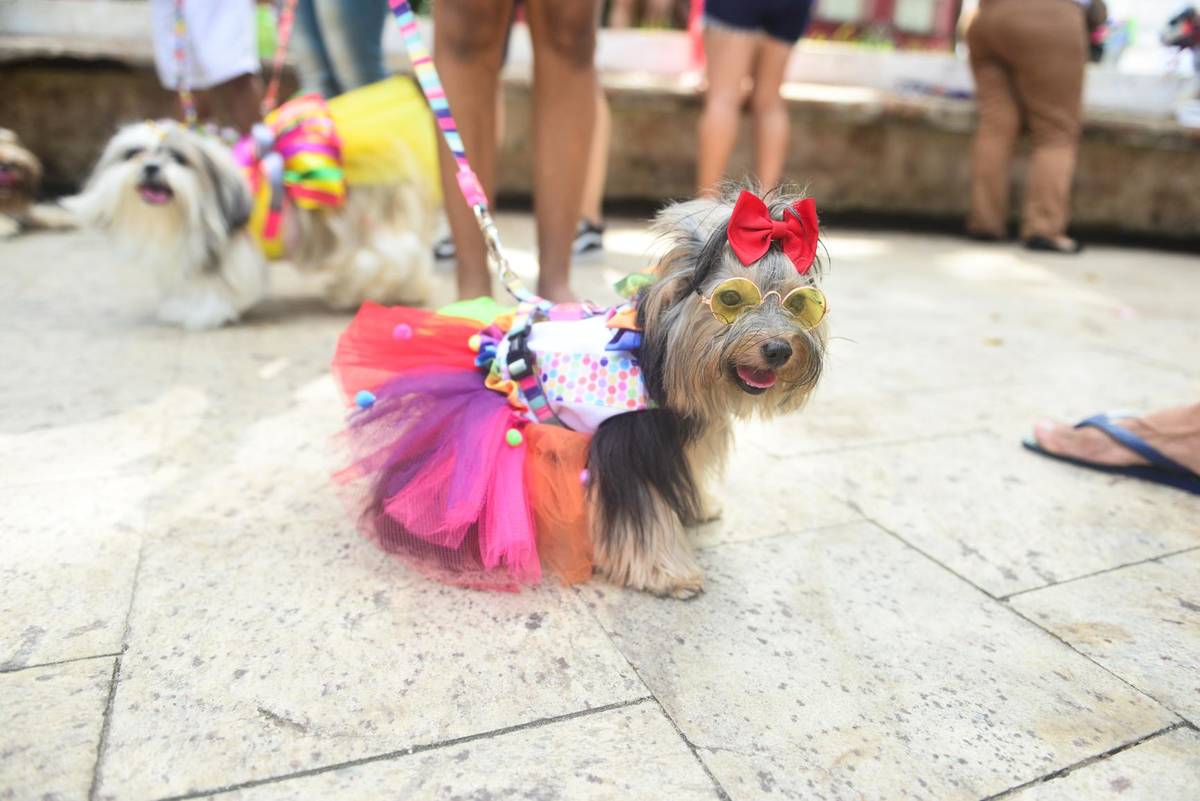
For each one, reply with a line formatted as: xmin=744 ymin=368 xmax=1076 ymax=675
xmin=1 ymin=216 xmax=1197 ymax=800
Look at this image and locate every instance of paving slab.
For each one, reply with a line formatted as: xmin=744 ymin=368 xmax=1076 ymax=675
xmin=693 ymin=417 xmax=863 ymax=550
xmin=0 ymin=230 xmax=184 ymax=441
xmin=0 ymin=657 xmax=113 ymax=801
xmin=590 ymin=522 xmax=1178 ymax=801
xmin=1005 ymin=726 xmax=1200 ymax=801
xmin=0 ymin=476 xmax=143 ymax=671
xmin=209 ymin=700 xmax=720 ymax=801
xmin=1011 ymin=550 xmax=1200 ymax=725
xmin=96 ymin=506 xmax=646 ymax=799
xmin=804 ymin=431 xmax=1200 ymax=597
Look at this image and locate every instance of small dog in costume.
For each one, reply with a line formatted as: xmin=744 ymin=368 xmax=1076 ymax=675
xmin=70 ymin=78 xmax=438 ymax=330
xmin=335 ymin=186 xmax=828 ymax=597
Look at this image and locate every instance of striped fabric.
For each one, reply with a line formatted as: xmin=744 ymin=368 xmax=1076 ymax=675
xmin=234 ymin=93 xmax=348 ymax=259
xmin=172 ymin=0 xmax=197 ymax=125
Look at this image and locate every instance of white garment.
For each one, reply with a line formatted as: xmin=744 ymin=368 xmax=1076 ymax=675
xmin=493 ymin=313 xmax=651 ymax=433
xmin=151 ymin=0 xmax=259 ymax=91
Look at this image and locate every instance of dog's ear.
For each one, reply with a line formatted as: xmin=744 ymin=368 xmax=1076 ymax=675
xmin=652 ymin=196 xmax=733 ymax=260
xmin=197 ymin=139 xmax=252 ymax=232
xmin=640 ymin=196 xmax=733 ymax=321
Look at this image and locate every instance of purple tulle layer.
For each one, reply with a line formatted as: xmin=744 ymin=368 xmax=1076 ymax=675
xmin=338 ymin=368 xmax=540 ymax=589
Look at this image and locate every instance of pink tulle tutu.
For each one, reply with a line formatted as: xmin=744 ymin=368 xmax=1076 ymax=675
xmin=334 ymin=303 xmax=594 ymax=590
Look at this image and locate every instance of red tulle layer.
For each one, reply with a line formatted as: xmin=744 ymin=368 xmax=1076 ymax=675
xmin=333 ymin=302 xmax=479 ymax=401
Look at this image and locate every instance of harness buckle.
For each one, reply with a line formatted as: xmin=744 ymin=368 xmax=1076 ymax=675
xmin=506 ymin=328 xmax=534 ymax=381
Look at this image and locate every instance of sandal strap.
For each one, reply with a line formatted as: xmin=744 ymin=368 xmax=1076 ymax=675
xmin=1075 ymin=413 xmax=1196 ymax=476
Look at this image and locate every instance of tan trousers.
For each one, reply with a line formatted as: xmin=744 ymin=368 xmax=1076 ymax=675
xmin=967 ymin=0 xmax=1087 ymax=239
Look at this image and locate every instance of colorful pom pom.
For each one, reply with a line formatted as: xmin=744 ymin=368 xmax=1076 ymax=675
xmin=468 ymin=334 xmax=482 ymax=353
xmin=505 ymin=428 xmax=523 ymax=447
xmin=392 ymin=323 xmax=413 ymax=341
xmin=355 ymin=390 xmax=376 ymax=409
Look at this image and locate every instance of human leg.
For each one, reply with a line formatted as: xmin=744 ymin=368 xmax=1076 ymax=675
xmin=1006 ymin=2 xmax=1087 ymax=243
xmin=312 ymin=0 xmax=390 ymax=93
xmin=696 ymin=25 xmax=758 ymax=194
xmin=293 ymin=0 xmax=340 ymax=96
xmin=525 ymin=0 xmax=601 ymax=302
xmin=581 ymin=81 xmax=610 ymax=225
xmin=749 ymin=36 xmax=792 ymax=190
xmin=433 ymin=0 xmax=513 ymax=298
xmin=965 ymin=12 xmax=1021 ymax=239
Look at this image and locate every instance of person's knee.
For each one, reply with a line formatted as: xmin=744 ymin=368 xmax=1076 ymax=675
xmin=437 ymin=0 xmax=510 ymax=62
xmin=750 ymin=88 xmax=784 ymax=117
xmin=536 ymin=2 xmax=597 ymax=69
xmin=703 ymin=86 xmax=742 ymax=115
xmin=977 ymin=107 xmax=1021 ymax=140
xmin=1028 ymin=119 xmax=1081 ymax=149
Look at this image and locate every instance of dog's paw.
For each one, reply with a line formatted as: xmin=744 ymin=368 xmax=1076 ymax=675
xmin=648 ymin=566 xmax=705 ymax=600
xmin=0 ymin=215 xmax=19 ymax=239
xmin=26 ymin=202 xmax=79 ymax=230
xmin=697 ymin=490 xmax=724 ymax=523
xmin=157 ymin=295 xmax=238 ymax=330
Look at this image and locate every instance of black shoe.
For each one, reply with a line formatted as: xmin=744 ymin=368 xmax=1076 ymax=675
xmin=572 ymin=219 xmax=605 ymax=258
xmin=1024 ymin=235 xmax=1083 ymax=254
xmin=433 ymin=235 xmax=456 ymax=261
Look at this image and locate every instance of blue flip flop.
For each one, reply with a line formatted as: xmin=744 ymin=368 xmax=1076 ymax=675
xmin=1022 ymin=412 xmax=1200 ymax=496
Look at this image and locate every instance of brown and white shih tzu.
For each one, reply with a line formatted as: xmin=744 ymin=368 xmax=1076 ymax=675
xmin=70 ymin=120 xmax=433 ymax=330
xmin=589 ymin=187 xmax=827 ymax=596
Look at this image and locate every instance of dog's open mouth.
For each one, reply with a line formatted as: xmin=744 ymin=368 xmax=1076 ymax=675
xmin=137 ymin=182 xmax=174 ymax=205
xmin=733 ymin=365 xmax=777 ymax=394
xmin=0 ymin=165 xmax=21 ymax=188
xmin=0 ymin=164 xmax=26 ymax=195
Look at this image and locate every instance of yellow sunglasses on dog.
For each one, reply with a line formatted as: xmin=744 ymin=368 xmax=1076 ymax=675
xmin=700 ymin=277 xmax=828 ymax=329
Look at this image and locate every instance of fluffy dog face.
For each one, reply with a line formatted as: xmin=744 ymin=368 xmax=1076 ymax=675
xmin=70 ymin=121 xmax=251 ymax=269
xmin=0 ymin=129 xmax=41 ymax=215
xmin=638 ymin=188 xmax=827 ymax=422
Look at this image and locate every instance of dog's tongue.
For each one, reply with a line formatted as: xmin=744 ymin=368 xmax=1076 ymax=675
xmin=736 ymin=366 xmax=777 ymax=389
xmin=138 ymin=185 xmax=171 ymax=205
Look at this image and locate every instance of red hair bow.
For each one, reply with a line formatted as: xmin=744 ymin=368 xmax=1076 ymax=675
xmin=726 ymin=191 xmax=819 ymax=274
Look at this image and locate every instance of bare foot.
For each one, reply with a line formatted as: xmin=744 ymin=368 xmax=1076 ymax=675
xmin=536 ymin=280 xmax=577 ymax=304
xmin=1033 ymin=403 xmax=1200 ymax=475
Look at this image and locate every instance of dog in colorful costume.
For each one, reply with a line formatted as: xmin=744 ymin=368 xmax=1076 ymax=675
xmin=334 ymin=187 xmax=829 ymax=597
xmin=71 ymin=77 xmax=438 ymax=329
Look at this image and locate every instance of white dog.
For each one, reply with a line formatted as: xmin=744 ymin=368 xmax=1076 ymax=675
xmin=70 ymin=121 xmax=433 ymax=330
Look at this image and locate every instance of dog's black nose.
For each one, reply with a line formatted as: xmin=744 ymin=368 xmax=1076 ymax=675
xmin=142 ymin=163 xmax=161 ymax=178
xmin=760 ymin=339 xmax=793 ymax=367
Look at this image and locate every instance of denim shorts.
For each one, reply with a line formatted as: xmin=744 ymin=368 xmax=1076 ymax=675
xmin=705 ymin=0 xmax=814 ymax=45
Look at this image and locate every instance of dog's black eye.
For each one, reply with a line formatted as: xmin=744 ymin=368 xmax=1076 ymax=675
xmin=168 ymin=149 xmax=189 ymax=167
xmin=718 ymin=289 xmax=743 ymax=307
xmin=122 ymin=147 xmax=143 ymax=161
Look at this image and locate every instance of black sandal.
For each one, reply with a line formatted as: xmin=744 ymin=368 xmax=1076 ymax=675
xmin=1024 ymin=236 xmax=1083 ymax=254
